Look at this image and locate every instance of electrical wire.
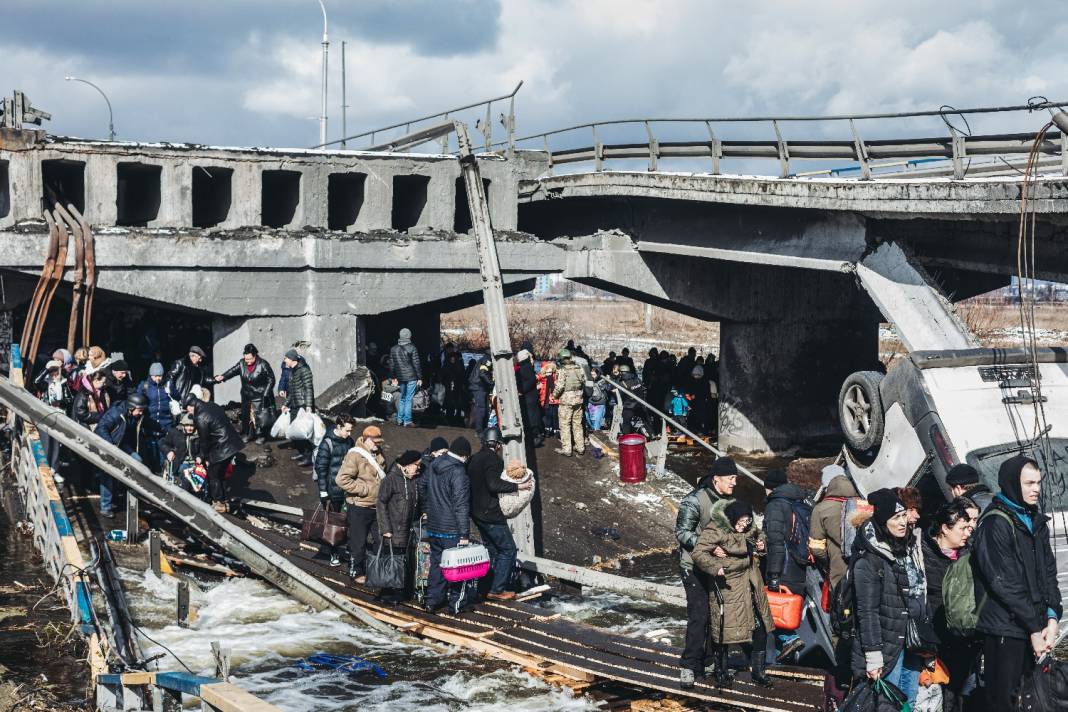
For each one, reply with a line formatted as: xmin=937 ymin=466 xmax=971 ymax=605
xmin=127 ymin=620 xmax=194 ymax=674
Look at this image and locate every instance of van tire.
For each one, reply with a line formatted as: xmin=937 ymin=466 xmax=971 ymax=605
xmin=839 ymin=371 xmax=885 ymax=452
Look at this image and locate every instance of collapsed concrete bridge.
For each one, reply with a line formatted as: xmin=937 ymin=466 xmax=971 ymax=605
xmin=2 ymin=108 xmax=1068 ymax=452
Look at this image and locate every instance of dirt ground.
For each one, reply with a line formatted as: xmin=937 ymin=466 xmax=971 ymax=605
xmin=229 ymin=420 xmax=685 ymax=566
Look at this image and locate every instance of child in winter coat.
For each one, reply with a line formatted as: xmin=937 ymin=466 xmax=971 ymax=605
xmin=498 ymin=459 xmax=536 ymax=517
xmin=691 ymin=499 xmax=776 ymax=690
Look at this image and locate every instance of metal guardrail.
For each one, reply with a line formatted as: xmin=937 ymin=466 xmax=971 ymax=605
xmin=96 ymin=671 xmax=280 ymax=712
xmin=313 ymin=81 xmax=523 ymax=153
xmin=496 ymin=98 xmax=1068 ymax=179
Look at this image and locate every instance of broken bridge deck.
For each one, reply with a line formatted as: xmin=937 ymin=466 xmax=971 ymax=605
xmin=229 ymin=512 xmax=823 ymax=711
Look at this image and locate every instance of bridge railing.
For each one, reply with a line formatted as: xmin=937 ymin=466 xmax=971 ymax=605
xmin=312 ymin=81 xmax=523 ymax=154
xmin=493 ymin=99 xmax=1068 ymax=179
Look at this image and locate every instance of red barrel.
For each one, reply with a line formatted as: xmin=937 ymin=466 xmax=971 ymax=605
xmin=618 ymin=434 xmax=647 ymax=484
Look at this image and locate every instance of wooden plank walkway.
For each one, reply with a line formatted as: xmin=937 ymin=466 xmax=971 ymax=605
xmin=229 ymin=513 xmax=823 ymax=711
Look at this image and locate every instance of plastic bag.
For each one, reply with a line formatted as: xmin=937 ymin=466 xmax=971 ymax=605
xmin=914 ymin=683 xmax=941 ymax=712
xmin=270 ymin=411 xmax=292 ymax=439
xmin=842 ymin=678 xmax=911 ymax=712
xmin=287 ymin=408 xmax=315 ymax=441
xmin=168 ymin=398 xmax=182 ymax=417
xmin=312 ymin=413 xmax=327 ymax=446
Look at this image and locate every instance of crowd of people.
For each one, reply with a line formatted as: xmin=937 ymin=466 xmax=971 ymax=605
xmin=676 ymin=455 xmax=1061 ymax=710
xmin=369 ymin=333 xmax=722 ymax=451
xmin=32 ymin=331 xmax=1062 ymax=710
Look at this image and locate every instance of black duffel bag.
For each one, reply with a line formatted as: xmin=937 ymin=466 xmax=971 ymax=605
xmin=366 ymin=538 xmax=406 ymax=590
xmin=1016 ymin=656 xmax=1068 ymax=711
xmin=841 ymin=678 xmax=910 ymax=712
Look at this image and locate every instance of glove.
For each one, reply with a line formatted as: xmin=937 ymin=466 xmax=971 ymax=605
xmin=767 ymin=578 xmax=780 ymax=593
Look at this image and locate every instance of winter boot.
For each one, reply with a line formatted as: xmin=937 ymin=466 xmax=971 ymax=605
xmin=750 ymin=649 xmax=774 ymax=689
xmin=713 ymin=645 xmax=733 ymax=689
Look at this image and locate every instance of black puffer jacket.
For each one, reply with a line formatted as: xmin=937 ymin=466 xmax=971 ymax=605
xmin=763 ymin=482 xmax=810 ymax=590
xmin=72 ymin=386 xmax=110 ymax=427
xmin=192 ymin=400 xmax=244 ymax=464
xmin=675 ymin=478 xmax=727 ymax=573
xmin=468 ymin=446 xmax=518 ymax=523
xmin=377 ymin=462 xmax=420 ymax=548
xmin=286 ymin=362 xmax=315 ymax=411
xmin=850 ymin=527 xmax=910 ymax=678
xmin=165 ymin=357 xmax=209 ymax=402
xmin=106 ymin=372 xmax=136 ymax=404
xmin=389 ymin=342 xmax=421 ymax=383
xmin=973 ymin=496 xmax=1062 ymax=638
xmin=314 ymin=431 xmax=354 ymax=501
xmin=418 ymin=453 xmax=470 ymax=538
xmin=220 ymin=357 xmax=277 ymax=428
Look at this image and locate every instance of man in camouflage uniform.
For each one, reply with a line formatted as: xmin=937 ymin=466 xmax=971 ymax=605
xmin=552 ymin=349 xmax=586 ymax=457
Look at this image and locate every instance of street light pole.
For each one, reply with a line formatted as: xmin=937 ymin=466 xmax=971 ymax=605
xmin=64 ymin=75 xmax=115 ymax=141
xmin=317 ymin=0 xmax=329 ymax=147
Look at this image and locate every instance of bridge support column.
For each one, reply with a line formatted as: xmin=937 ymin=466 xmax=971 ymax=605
xmin=212 ymin=314 xmax=363 ymax=403
xmin=718 ymin=317 xmax=878 ymax=454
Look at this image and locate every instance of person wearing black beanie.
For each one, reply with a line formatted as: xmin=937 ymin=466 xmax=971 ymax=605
xmin=945 ymin=462 xmax=994 ymax=512
xmin=418 ymin=433 xmax=475 ymax=613
xmin=450 ymin=436 xmax=472 ymax=458
xmin=675 ymin=455 xmax=741 ymax=688
xmin=972 ymin=455 xmax=1061 ymax=710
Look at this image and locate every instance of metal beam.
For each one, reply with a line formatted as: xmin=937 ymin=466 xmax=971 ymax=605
xmin=516 ymin=555 xmax=684 ymax=607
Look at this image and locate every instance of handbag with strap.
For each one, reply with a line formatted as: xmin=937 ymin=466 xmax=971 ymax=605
xmin=366 ymin=538 xmax=407 ymax=590
xmin=302 ymin=501 xmax=348 ymax=547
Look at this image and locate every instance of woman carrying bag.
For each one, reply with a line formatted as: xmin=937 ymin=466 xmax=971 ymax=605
xmin=691 ymin=499 xmax=775 ymax=689
xmin=371 ymin=449 xmax=423 ymax=602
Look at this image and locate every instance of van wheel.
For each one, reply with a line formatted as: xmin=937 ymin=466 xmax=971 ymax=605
xmin=839 ymin=371 xmax=885 ymax=452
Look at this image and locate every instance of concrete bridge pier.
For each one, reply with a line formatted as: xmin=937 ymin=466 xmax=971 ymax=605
xmin=717 ymin=317 xmax=878 ymax=453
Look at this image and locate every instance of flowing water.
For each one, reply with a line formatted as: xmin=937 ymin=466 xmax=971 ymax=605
xmin=121 ymin=568 xmax=600 ymax=711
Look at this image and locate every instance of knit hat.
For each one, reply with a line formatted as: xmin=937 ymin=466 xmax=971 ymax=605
xmin=868 ymin=488 xmax=905 ymax=526
xmin=821 ymin=464 xmax=846 ymax=489
xmin=284 ymin=348 xmax=300 ymax=361
xmin=149 ymin=362 xmax=165 ymax=377
xmin=517 ymin=349 xmax=531 ymax=363
xmin=764 ymin=469 xmax=788 ymax=489
xmin=710 ymin=456 xmax=738 ymax=477
xmin=179 ymin=414 xmax=195 ymax=426
xmin=56 ymin=348 xmax=73 ymax=365
xmin=998 ymin=454 xmax=1039 ymax=509
xmin=189 ymin=346 xmax=206 ymax=358
xmin=362 ymin=425 xmax=384 ymax=440
xmin=450 ymin=436 xmax=472 ymax=457
xmin=110 ymin=359 xmax=129 ymax=372
xmin=45 ymin=359 xmax=62 ymax=371
xmin=725 ymin=500 xmax=754 ymax=526
xmin=945 ymin=463 xmax=980 ymax=487
xmin=691 ymin=366 xmax=704 ymax=378
xmin=429 ymin=436 xmax=449 ymax=453
xmin=396 ymin=449 xmax=421 ymax=467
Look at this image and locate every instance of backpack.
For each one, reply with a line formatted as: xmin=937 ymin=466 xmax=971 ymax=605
xmin=831 ymin=551 xmax=885 ymax=642
xmin=839 ymin=496 xmax=864 ymax=563
xmin=784 ymin=498 xmax=814 ymax=567
xmin=942 ymin=508 xmax=1014 ymax=637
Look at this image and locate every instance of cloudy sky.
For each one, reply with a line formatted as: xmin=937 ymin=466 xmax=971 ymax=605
xmin=4 ymin=0 xmax=1064 ymax=152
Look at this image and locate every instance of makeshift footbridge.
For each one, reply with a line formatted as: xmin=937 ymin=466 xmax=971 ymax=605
xmin=0 ymin=370 xmax=823 ymax=710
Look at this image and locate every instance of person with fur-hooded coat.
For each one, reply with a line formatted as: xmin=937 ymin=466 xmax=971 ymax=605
xmin=692 ymin=499 xmax=776 ymax=689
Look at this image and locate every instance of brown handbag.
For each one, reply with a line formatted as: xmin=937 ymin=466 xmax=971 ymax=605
xmin=302 ymin=502 xmax=348 ymax=547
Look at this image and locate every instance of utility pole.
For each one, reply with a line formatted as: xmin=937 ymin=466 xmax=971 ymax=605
xmin=316 ymin=0 xmax=329 ymax=147
xmin=455 ymin=122 xmax=535 ymax=557
xmin=340 ymin=41 xmax=348 ymax=148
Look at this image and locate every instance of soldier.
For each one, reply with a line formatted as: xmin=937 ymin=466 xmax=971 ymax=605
xmin=552 ymin=349 xmax=586 ymax=457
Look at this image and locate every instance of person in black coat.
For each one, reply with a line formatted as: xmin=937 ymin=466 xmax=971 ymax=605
xmin=184 ymin=394 xmax=244 ymax=512
xmin=920 ymin=500 xmax=978 ymax=711
xmin=165 ymin=346 xmax=211 ymax=403
xmin=762 ymin=470 xmax=811 ymax=661
xmin=376 ymin=449 xmax=423 ymax=602
xmin=439 ymin=351 xmax=467 ymax=424
xmin=467 ymin=355 xmax=493 ymax=437
xmin=161 ymin=414 xmax=204 ymax=496
xmin=417 ymin=437 xmax=473 ymax=613
xmin=215 ymin=343 xmax=277 ymax=444
xmin=313 ymin=413 xmax=355 ymax=566
xmin=850 ymin=488 xmax=925 ymax=704
xmin=515 ymin=350 xmax=543 ymax=447
xmin=973 ymin=455 xmax=1062 ymax=710
xmin=95 ymin=394 xmax=164 ymax=517
xmin=389 ymin=328 xmax=422 ymax=427
xmin=105 ymin=359 xmax=136 ymax=404
xmin=467 ymin=429 xmax=531 ymax=600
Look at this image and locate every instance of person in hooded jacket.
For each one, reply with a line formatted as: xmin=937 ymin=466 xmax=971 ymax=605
xmin=850 ymin=488 xmax=925 ymax=704
xmin=973 ymin=455 xmax=1061 ymax=710
xmin=184 ymin=394 xmax=244 ymax=513
xmin=692 ymin=499 xmax=775 ymax=689
xmin=389 ymin=328 xmax=422 ymax=427
xmin=515 ymin=349 xmax=543 ymax=446
xmin=215 ymin=343 xmax=277 ymax=444
xmin=468 ymin=355 xmax=493 ymax=438
xmin=314 ymin=414 xmax=355 ymax=567
xmin=674 ymin=456 xmax=740 ymax=689
xmin=96 ymin=394 xmax=164 ymax=517
xmin=761 ymin=469 xmax=809 ymax=661
xmin=920 ymin=499 xmax=977 ymax=711
xmin=418 ymin=437 xmax=473 ymax=613
xmin=440 ymin=351 xmax=468 ymax=424
xmin=376 ymin=449 xmax=423 ymax=602
xmin=137 ymin=362 xmax=173 ymax=434
xmin=809 ymin=466 xmax=858 ymax=591
xmin=105 ymin=359 xmax=136 ymax=403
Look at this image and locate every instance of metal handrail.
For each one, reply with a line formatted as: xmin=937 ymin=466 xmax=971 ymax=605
xmin=312 ymin=81 xmax=523 ymax=151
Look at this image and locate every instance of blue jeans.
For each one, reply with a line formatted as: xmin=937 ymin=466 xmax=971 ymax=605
xmin=885 ymin=650 xmax=922 ymax=704
xmin=474 ymin=519 xmax=517 ymax=594
xmin=101 ymin=452 xmax=141 ymax=514
xmin=586 ymin=403 xmax=605 ymax=430
xmin=396 ymin=380 xmax=418 ymax=425
xmin=426 ymin=534 xmax=475 ymax=612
